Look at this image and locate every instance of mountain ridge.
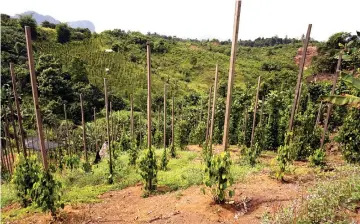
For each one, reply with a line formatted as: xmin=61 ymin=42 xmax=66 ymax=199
xmin=13 ymin=11 xmax=95 ymax=32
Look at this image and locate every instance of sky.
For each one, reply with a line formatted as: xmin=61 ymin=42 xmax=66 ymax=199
xmin=1 ymin=0 xmax=359 ymax=41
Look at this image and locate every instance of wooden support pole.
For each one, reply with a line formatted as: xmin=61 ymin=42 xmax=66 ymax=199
xmin=222 ymin=0 xmax=242 ymax=151
xmin=94 ymin=107 xmax=98 ymax=151
xmin=10 ymin=63 xmax=27 ymax=157
xmin=64 ymin=104 xmax=70 ymax=155
xmin=314 ymin=101 xmax=323 ymax=130
xmin=104 ymin=78 xmax=113 ymax=174
xmin=110 ymin=102 xmax=114 ymax=144
xmin=8 ymin=103 xmax=20 ymax=154
xmin=4 ymin=120 xmax=15 ymax=166
xmin=205 ymin=86 xmax=212 ymax=146
xmin=320 ymin=53 xmax=342 ymax=148
xmin=259 ymin=96 xmax=265 ymax=126
xmin=163 ymin=84 xmax=167 ymax=150
xmin=25 ymin=26 xmax=48 ymax=170
xmin=171 ymin=95 xmax=175 ymax=152
xmin=130 ymin=95 xmax=134 ymax=140
xmin=209 ymin=65 xmax=219 ymax=152
xmin=295 ymin=83 xmax=303 ymax=115
xmin=147 ymin=43 xmax=152 ymax=149
xmin=3 ymin=140 xmax=12 ymax=174
xmin=288 ymin=24 xmax=312 ymax=133
xmin=80 ymin=93 xmax=88 ymax=162
xmin=250 ymin=76 xmax=261 ymax=147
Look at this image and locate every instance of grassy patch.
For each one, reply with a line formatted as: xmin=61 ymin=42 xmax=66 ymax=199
xmin=1 ymin=183 xmax=18 ymax=208
xmin=262 ymin=165 xmax=360 ymax=224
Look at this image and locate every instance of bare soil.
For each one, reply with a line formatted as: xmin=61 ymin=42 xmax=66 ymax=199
xmin=4 ymin=147 xmax=358 ymax=224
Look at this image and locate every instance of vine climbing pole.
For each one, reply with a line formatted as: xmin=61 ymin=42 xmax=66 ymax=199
xmin=163 ymin=84 xmax=167 ymax=150
xmin=147 ymin=42 xmax=152 ymax=149
xmin=80 ymin=93 xmax=88 ymax=162
xmin=209 ymin=64 xmax=219 ymax=152
xmin=64 ymin=104 xmax=70 ymax=155
xmin=250 ymin=76 xmax=261 ymax=147
xmin=320 ymin=53 xmax=342 ymax=149
xmin=10 ymin=63 xmax=27 ymax=157
xmin=25 ymin=26 xmax=48 ymax=170
xmin=288 ymin=24 xmax=312 ymax=133
xmin=130 ymin=95 xmax=134 ymax=140
xmin=8 ymin=103 xmax=20 ymax=154
xmin=205 ymin=86 xmax=212 ymax=146
xmin=104 ymin=78 xmax=113 ymax=175
xmin=222 ymin=0 xmax=242 ymax=151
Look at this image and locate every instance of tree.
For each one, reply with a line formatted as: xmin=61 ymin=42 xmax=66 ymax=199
xmin=41 ymin=20 xmax=56 ymax=29
xmin=18 ymin=15 xmax=37 ymax=40
xmin=56 ymin=23 xmax=71 ymax=44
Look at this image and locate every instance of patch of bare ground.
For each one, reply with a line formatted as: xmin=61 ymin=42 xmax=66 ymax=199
xmin=9 ymin=173 xmax=303 ymax=224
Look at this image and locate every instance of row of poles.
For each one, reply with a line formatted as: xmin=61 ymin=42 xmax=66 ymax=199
xmin=2 ymin=0 xmax=340 ymax=176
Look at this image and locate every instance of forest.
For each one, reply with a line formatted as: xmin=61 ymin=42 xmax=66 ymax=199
xmin=1 ymin=5 xmax=360 ymax=224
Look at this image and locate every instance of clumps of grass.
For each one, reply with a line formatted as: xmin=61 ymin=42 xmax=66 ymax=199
xmin=262 ymin=166 xmax=360 ymax=224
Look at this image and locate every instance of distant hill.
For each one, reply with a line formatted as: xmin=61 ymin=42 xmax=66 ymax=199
xmin=13 ymin=11 xmax=95 ymax=32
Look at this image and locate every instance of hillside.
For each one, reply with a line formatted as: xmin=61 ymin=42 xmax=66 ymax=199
xmin=13 ymin=11 xmax=95 ymax=32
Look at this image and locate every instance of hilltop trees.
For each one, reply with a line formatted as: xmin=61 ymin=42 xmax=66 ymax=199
xmin=56 ymin=23 xmax=71 ymax=44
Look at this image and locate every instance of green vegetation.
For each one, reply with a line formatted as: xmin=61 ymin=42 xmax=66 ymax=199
xmin=262 ymin=166 xmax=360 ymax=224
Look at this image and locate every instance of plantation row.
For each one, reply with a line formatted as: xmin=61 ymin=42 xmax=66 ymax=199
xmin=1 ymin=3 xmax=360 ymax=222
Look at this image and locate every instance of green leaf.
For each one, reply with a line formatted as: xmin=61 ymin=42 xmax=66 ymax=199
xmin=322 ymin=95 xmax=360 ymax=108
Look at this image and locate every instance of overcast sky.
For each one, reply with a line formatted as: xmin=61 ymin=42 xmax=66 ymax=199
xmin=2 ymin=0 xmax=359 ymax=41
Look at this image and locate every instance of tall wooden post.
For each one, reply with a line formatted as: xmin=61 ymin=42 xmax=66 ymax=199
xmin=314 ymin=101 xmax=323 ymax=129
xmin=64 ymin=104 xmax=70 ymax=155
xmin=8 ymin=103 xmax=20 ymax=154
xmin=25 ymin=26 xmax=48 ymax=170
xmin=4 ymin=120 xmax=15 ymax=166
xmin=209 ymin=65 xmax=219 ymax=152
xmin=110 ymin=102 xmax=114 ymax=144
xmin=10 ymin=63 xmax=27 ymax=157
xmin=163 ymin=84 xmax=167 ymax=150
xmin=80 ymin=94 xmax=88 ymax=162
xmin=104 ymin=78 xmax=113 ymax=174
xmin=288 ymin=24 xmax=312 ymax=133
xmin=3 ymin=140 xmax=12 ymax=174
xmin=147 ymin=43 xmax=152 ymax=149
xmin=295 ymin=83 xmax=303 ymax=115
xmin=222 ymin=0 xmax=242 ymax=151
xmin=172 ymin=95 xmax=175 ymax=152
xmin=205 ymin=86 xmax=212 ymax=146
xmin=320 ymin=53 xmax=342 ymax=148
xmin=130 ymin=95 xmax=134 ymax=139
xmin=250 ymin=76 xmax=261 ymax=147
xmin=94 ymin=107 xmax=98 ymax=151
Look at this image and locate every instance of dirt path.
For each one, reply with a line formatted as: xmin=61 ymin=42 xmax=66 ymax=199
xmin=10 ymin=173 xmax=304 ymax=224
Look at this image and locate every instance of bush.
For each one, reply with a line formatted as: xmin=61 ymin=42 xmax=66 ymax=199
xmin=12 ymin=155 xmax=41 ymax=207
xmin=160 ymin=149 xmax=169 ymax=171
xmin=138 ymin=148 xmax=158 ymax=193
xmin=309 ymin=148 xmax=326 ymax=168
xmin=337 ymin=109 xmax=360 ymax=164
xmin=82 ymin=161 xmax=92 ymax=173
xmin=64 ymin=154 xmax=80 ymax=170
xmin=31 ymin=170 xmax=63 ymax=216
xmin=242 ymin=143 xmax=261 ymax=167
xmin=203 ymin=151 xmax=234 ymax=204
xmin=128 ymin=140 xmax=138 ymax=166
xmin=276 ymin=133 xmax=296 ymax=181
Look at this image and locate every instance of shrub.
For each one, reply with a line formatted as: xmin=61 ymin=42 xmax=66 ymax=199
xmin=160 ymin=149 xmax=169 ymax=171
xmin=64 ymin=154 xmax=80 ymax=170
xmin=276 ymin=133 xmax=295 ymax=181
xmin=309 ymin=148 xmax=326 ymax=168
xmin=128 ymin=140 xmax=138 ymax=166
xmin=337 ymin=109 xmax=360 ymax=164
xmin=12 ymin=155 xmax=41 ymax=207
xmin=138 ymin=148 xmax=158 ymax=193
xmin=82 ymin=161 xmax=92 ymax=173
xmin=242 ymin=143 xmax=261 ymax=167
xmin=31 ymin=170 xmax=63 ymax=216
xmin=203 ymin=151 xmax=234 ymax=204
